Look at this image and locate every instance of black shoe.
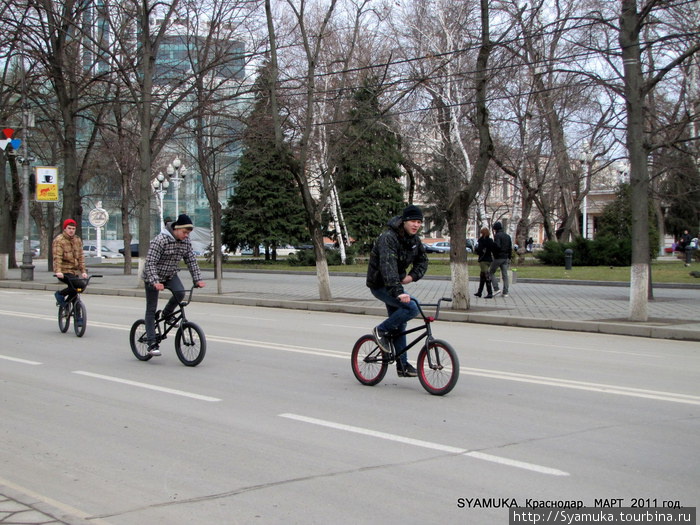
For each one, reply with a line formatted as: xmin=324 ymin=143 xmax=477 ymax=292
xmin=372 ymin=327 xmax=392 ymax=353
xmin=164 ymin=315 xmax=178 ymax=328
xmin=147 ymin=344 xmax=162 ymax=357
xmin=484 ymin=294 xmax=494 ymax=299
xmin=474 ymin=293 xmax=482 ymax=297
xmin=397 ymin=362 xmax=418 ymax=378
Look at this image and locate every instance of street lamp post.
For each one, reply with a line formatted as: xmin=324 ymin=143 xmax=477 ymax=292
xmin=166 ymin=156 xmax=186 ymax=216
xmin=20 ymin=102 xmax=34 ymax=281
xmin=152 ymin=172 xmax=169 ymax=227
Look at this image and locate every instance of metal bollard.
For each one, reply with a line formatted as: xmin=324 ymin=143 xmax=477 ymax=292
xmin=564 ymin=248 xmax=573 ymax=270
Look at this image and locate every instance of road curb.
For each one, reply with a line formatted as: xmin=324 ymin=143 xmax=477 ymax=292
xmin=1 ymin=279 xmax=698 ymax=342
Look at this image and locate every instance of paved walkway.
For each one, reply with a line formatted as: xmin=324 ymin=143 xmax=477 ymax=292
xmin=2 ymin=263 xmax=699 ymax=341
xmin=1 ymin=263 xmax=699 ymax=523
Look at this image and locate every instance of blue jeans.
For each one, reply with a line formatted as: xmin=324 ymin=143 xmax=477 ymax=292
xmin=370 ymin=288 xmax=420 ymax=366
xmin=489 ymin=258 xmax=510 ymax=293
xmin=145 ymin=274 xmax=185 ymax=345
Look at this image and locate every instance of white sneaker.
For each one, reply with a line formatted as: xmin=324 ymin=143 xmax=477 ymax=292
xmin=148 ymin=344 xmax=162 ymax=357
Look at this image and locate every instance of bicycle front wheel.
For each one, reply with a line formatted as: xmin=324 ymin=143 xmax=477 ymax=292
xmin=351 ymin=334 xmax=389 ymax=386
xmin=175 ymin=322 xmax=206 ymax=366
xmin=417 ymin=339 xmax=459 ymax=396
xmin=58 ymin=304 xmax=70 ymax=333
xmin=129 ymin=319 xmax=153 ymax=361
xmin=73 ymin=301 xmax=87 ymax=337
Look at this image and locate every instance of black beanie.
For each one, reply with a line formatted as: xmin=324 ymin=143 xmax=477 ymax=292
xmin=493 ymin=221 xmax=503 ymax=231
xmin=401 ymin=205 xmax=424 ymax=222
xmin=173 ymin=214 xmax=194 ymax=230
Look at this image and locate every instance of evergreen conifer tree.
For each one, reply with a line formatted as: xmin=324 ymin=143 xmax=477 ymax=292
xmin=222 ymin=63 xmax=306 ymax=259
xmin=335 ymin=77 xmax=405 ymax=253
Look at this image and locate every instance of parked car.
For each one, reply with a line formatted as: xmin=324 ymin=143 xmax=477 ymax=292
xmin=84 ymin=245 xmax=124 ymax=258
xmin=274 ymin=245 xmax=298 ymax=256
xmin=424 ymin=241 xmax=451 ymax=253
xmin=118 ymin=243 xmax=140 ymax=257
xmin=424 ymin=240 xmax=475 ymax=253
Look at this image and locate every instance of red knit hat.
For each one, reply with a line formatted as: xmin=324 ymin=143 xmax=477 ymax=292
xmin=63 ymin=219 xmax=77 ymax=229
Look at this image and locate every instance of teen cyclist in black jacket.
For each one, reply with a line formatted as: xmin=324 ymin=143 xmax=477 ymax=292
xmin=366 ymin=205 xmax=428 ymax=377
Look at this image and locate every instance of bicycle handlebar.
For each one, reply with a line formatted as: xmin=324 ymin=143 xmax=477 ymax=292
xmin=412 ymin=296 xmax=451 ymax=320
xmin=54 ymin=274 xmax=102 ymax=291
xmin=181 ymin=283 xmax=202 ymax=306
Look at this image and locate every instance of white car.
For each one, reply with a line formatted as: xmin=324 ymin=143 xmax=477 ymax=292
xmin=83 ymin=245 xmax=124 ymax=259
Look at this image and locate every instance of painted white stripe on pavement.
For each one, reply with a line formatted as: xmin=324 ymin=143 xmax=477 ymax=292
xmin=4 ymin=309 xmax=694 ymax=406
xmin=0 ymin=476 xmax=112 ymax=525
xmin=279 ymin=413 xmax=569 ymax=477
xmin=462 ymin=367 xmax=700 ymax=405
xmin=73 ymin=371 xmax=221 ymax=402
xmin=0 ymin=354 xmax=42 ymax=365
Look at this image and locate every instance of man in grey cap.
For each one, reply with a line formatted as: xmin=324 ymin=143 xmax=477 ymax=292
xmin=142 ymin=214 xmax=206 ymax=356
xmin=366 ymin=204 xmax=428 ymax=377
xmin=489 ymin=221 xmax=513 ymax=297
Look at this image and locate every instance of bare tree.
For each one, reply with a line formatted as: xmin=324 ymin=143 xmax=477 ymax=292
xmin=389 ymin=0 xmax=498 ymax=310
xmin=615 ymin=0 xmax=699 ymax=320
xmin=265 ymin=0 xmax=382 ymax=300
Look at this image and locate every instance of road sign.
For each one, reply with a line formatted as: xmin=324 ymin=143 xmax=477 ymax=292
xmin=35 ymin=166 xmax=59 ymax=202
xmin=89 ymin=207 xmax=109 ymax=228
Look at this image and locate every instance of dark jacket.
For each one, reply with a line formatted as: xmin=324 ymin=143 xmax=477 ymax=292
xmin=475 ymin=236 xmax=497 ymax=263
xmin=679 ymin=232 xmax=691 ymax=251
xmin=493 ymin=230 xmax=513 ymax=260
xmin=366 ymin=216 xmax=428 ymax=298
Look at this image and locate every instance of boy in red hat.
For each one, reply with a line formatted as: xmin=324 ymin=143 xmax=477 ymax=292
xmin=52 ymin=219 xmax=87 ymax=312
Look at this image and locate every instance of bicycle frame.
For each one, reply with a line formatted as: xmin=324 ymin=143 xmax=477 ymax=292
xmin=155 ymin=286 xmax=197 ymax=341
xmin=386 ymin=298 xmax=450 ymax=367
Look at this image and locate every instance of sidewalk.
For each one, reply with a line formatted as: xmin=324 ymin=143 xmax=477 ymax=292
xmin=2 ymin=263 xmax=699 ymax=341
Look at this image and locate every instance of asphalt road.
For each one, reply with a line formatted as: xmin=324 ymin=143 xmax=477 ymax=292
xmin=1 ymin=288 xmax=698 ymax=524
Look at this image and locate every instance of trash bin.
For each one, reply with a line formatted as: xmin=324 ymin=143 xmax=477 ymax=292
xmin=564 ymin=248 xmax=573 ymax=270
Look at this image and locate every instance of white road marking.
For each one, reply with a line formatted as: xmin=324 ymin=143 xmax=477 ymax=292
xmin=490 ymin=338 xmax=662 ymax=357
xmin=0 ymin=355 xmax=42 ymax=365
xmin=0 ymin=476 xmax=112 ymax=525
xmin=462 ymin=367 xmax=700 ymax=405
xmin=2 ymin=309 xmax=697 ymax=405
xmin=73 ymin=371 xmax=221 ymax=402
xmin=280 ymin=413 xmax=569 ymax=477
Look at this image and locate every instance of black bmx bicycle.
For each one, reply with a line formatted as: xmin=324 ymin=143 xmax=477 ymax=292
xmin=55 ymin=274 xmax=102 ymax=337
xmin=351 ymin=298 xmax=459 ymax=396
xmin=129 ymin=285 xmax=206 ymax=366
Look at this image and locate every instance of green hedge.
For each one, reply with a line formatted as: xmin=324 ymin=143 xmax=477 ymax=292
xmin=535 ymin=236 xmax=633 ymax=266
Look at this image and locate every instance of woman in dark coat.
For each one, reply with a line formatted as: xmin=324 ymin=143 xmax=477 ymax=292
xmin=475 ymin=227 xmax=497 ymax=298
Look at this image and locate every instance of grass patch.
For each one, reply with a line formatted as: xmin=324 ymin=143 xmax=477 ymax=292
xmin=195 ymin=254 xmax=697 ymax=284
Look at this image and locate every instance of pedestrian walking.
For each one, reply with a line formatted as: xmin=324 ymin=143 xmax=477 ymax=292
xmin=474 ymin=227 xmax=496 ymax=299
xmin=489 ymin=221 xmax=513 ymax=297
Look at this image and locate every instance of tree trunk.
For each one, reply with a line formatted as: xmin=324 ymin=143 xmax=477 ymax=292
xmin=619 ymin=0 xmax=649 ymax=321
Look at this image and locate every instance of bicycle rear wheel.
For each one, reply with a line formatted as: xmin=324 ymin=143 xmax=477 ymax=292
xmin=73 ymin=301 xmax=87 ymax=337
xmin=129 ymin=319 xmax=153 ymax=361
xmin=58 ymin=303 xmax=70 ymax=333
xmin=351 ymin=334 xmax=389 ymax=386
xmin=175 ymin=322 xmax=206 ymax=366
xmin=417 ymin=339 xmax=459 ymax=396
